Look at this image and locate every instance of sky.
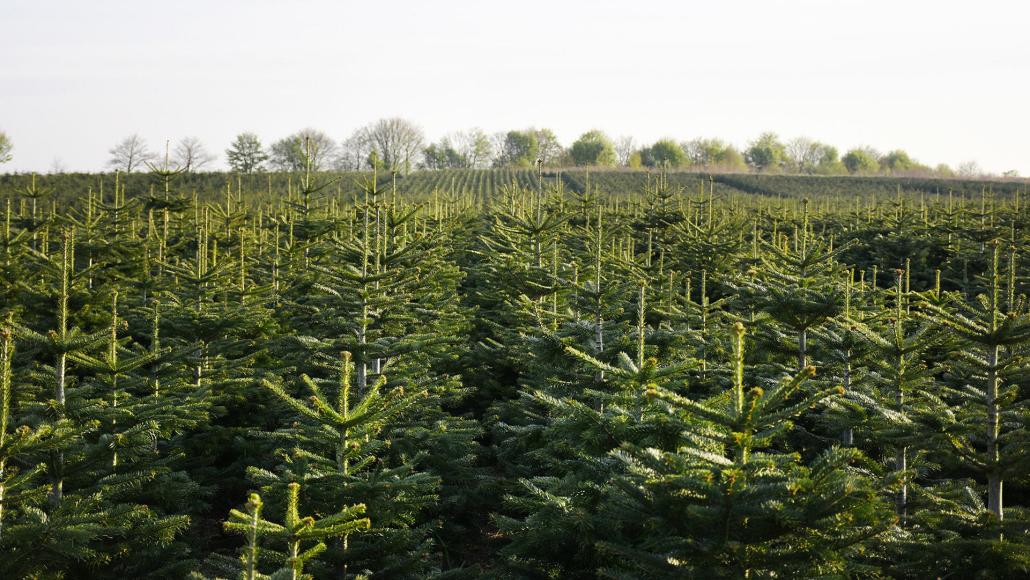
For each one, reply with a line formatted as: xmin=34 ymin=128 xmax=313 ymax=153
xmin=1 ymin=0 xmax=1028 ymax=174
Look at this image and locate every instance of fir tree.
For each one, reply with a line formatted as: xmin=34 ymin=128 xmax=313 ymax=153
xmin=250 ymin=351 xmax=440 ymax=577
xmin=222 ymin=483 xmax=369 ymax=580
xmin=597 ymin=323 xmax=897 ymax=578
xmin=744 ymin=200 xmax=850 ymax=371
xmin=920 ymin=242 xmax=1030 ymax=521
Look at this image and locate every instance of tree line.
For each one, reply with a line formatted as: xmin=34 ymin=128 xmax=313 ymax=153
xmin=0 ymin=123 xmax=1017 ymax=179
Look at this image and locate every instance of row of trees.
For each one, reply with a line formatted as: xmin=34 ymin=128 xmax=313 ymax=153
xmin=224 ymin=129 xmax=1002 ymax=178
xmin=634 ymin=133 xmax=994 ymax=177
xmin=0 ymin=125 xmax=1008 ymax=178
xmin=737 ymin=133 xmax=993 ymax=177
xmin=106 ymin=121 xmax=430 ymax=176
xmin=108 ymin=127 xmax=1019 ymax=178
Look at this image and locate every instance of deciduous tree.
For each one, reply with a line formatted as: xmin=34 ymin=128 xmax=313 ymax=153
xmin=744 ymin=132 xmax=786 ymax=172
xmin=225 ymin=132 xmax=268 ymax=173
xmin=881 ymin=149 xmax=917 ymax=174
xmin=640 ymin=139 xmax=686 ymax=168
xmin=358 ymin=117 xmax=425 ymax=174
xmin=533 ymin=128 xmax=564 ymax=166
xmin=570 ymin=130 xmax=617 ymax=166
xmin=173 ymin=136 xmax=216 ymax=172
xmin=0 ymin=131 xmax=12 ymax=165
xmin=269 ymin=128 xmax=337 ymax=172
xmin=495 ymin=130 xmax=539 ymax=167
xmin=615 ymin=135 xmax=636 ymax=166
xmin=107 ymin=134 xmax=154 ymax=173
xmin=842 ymin=147 xmax=881 ymax=174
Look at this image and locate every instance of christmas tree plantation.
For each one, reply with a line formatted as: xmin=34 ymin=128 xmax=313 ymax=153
xmin=1 ymin=167 xmax=1029 ymax=578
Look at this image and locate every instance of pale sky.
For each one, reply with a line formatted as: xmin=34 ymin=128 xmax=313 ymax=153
xmin=2 ymin=0 xmax=1028 ymax=174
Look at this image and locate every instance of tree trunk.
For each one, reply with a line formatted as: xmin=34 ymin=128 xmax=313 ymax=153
xmin=896 ymin=362 xmax=907 ymax=523
xmin=896 ymin=447 xmax=907 ymax=522
xmin=841 ymin=356 xmax=853 ymax=446
xmin=798 ymin=328 xmax=808 ymax=370
xmin=594 ymin=308 xmax=605 ymax=383
xmin=50 ymin=352 xmax=67 ymax=505
xmin=357 ymin=321 xmax=368 ymax=395
xmin=55 ymin=352 xmax=66 ymax=405
xmin=290 ymin=540 xmax=300 ymax=580
xmin=987 ymin=345 xmax=1002 ymax=520
xmin=0 ymin=460 xmax=6 ymax=541
xmin=988 ymin=474 xmax=1003 ymax=521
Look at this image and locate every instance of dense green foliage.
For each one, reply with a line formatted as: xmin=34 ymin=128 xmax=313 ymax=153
xmin=0 ymin=167 xmax=1029 ymax=578
xmin=640 ymin=139 xmax=688 ymax=168
xmin=569 ymin=131 xmax=618 ymax=167
xmin=844 ymin=147 xmax=882 ymax=175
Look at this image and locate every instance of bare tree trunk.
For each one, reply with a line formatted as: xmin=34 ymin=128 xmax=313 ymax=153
xmin=194 ymin=347 xmax=203 ymax=389
xmin=987 ymin=345 xmax=1002 ymax=520
xmin=357 ymin=319 xmax=368 ymax=395
xmin=50 ymin=352 xmax=67 ymax=506
xmin=56 ymin=353 xmax=67 ymax=405
xmin=841 ymin=356 xmax=854 ymax=446
xmin=289 ymin=540 xmax=300 ymax=580
xmin=896 ymin=447 xmax=907 ymax=521
xmin=896 ymin=367 xmax=908 ymax=523
xmin=0 ymin=460 xmax=5 ymax=541
xmin=798 ymin=328 xmax=808 ymax=370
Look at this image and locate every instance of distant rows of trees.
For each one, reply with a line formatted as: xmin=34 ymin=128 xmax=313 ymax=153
xmin=0 ymin=123 xmax=1018 ymax=179
xmin=627 ymin=133 xmax=996 ymax=178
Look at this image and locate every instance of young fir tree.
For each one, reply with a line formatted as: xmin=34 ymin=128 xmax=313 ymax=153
xmin=0 ymin=323 xmax=57 ymax=545
xmin=248 ymin=351 xmax=440 ymax=577
xmin=68 ymin=291 xmax=209 ymax=536
xmin=469 ymin=184 xmax=570 ymax=367
xmin=484 ymin=195 xmax=648 ymax=476
xmin=219 ymin=483 xmax=369 ymax=580
xmin=493 ymin=276 xmax=694 ymax=577
xmin=0 ymin=196 xmax=33 ymax=320
xmin=651 ymin=269 xmax=733 ymax=384
xmin=808 ymin=269 xmax=876 ymax=448
xmin=899 ymin=241 xmax=1030 ymax=575
xmin=465 ymin=184 xmax=578 ymax=428
xmin=155 ymin=213 xmax=278 ymax=510
xmin=666 ymin=183 xmax=747 ymax=298
xmin=596 ymin=323 xmax=898 ymax=578
xmin=4 ymin=228 xmax=193 ymax=576
xmin=743 ymin=200 xmax=850 ymax=371
xmin=920 ymin=242 xmax=1030 ymax=522
xmin=848 ymin=268 xmax=944 ymax=523
xmin=269 ymin=177 xmax=482 ymax=570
